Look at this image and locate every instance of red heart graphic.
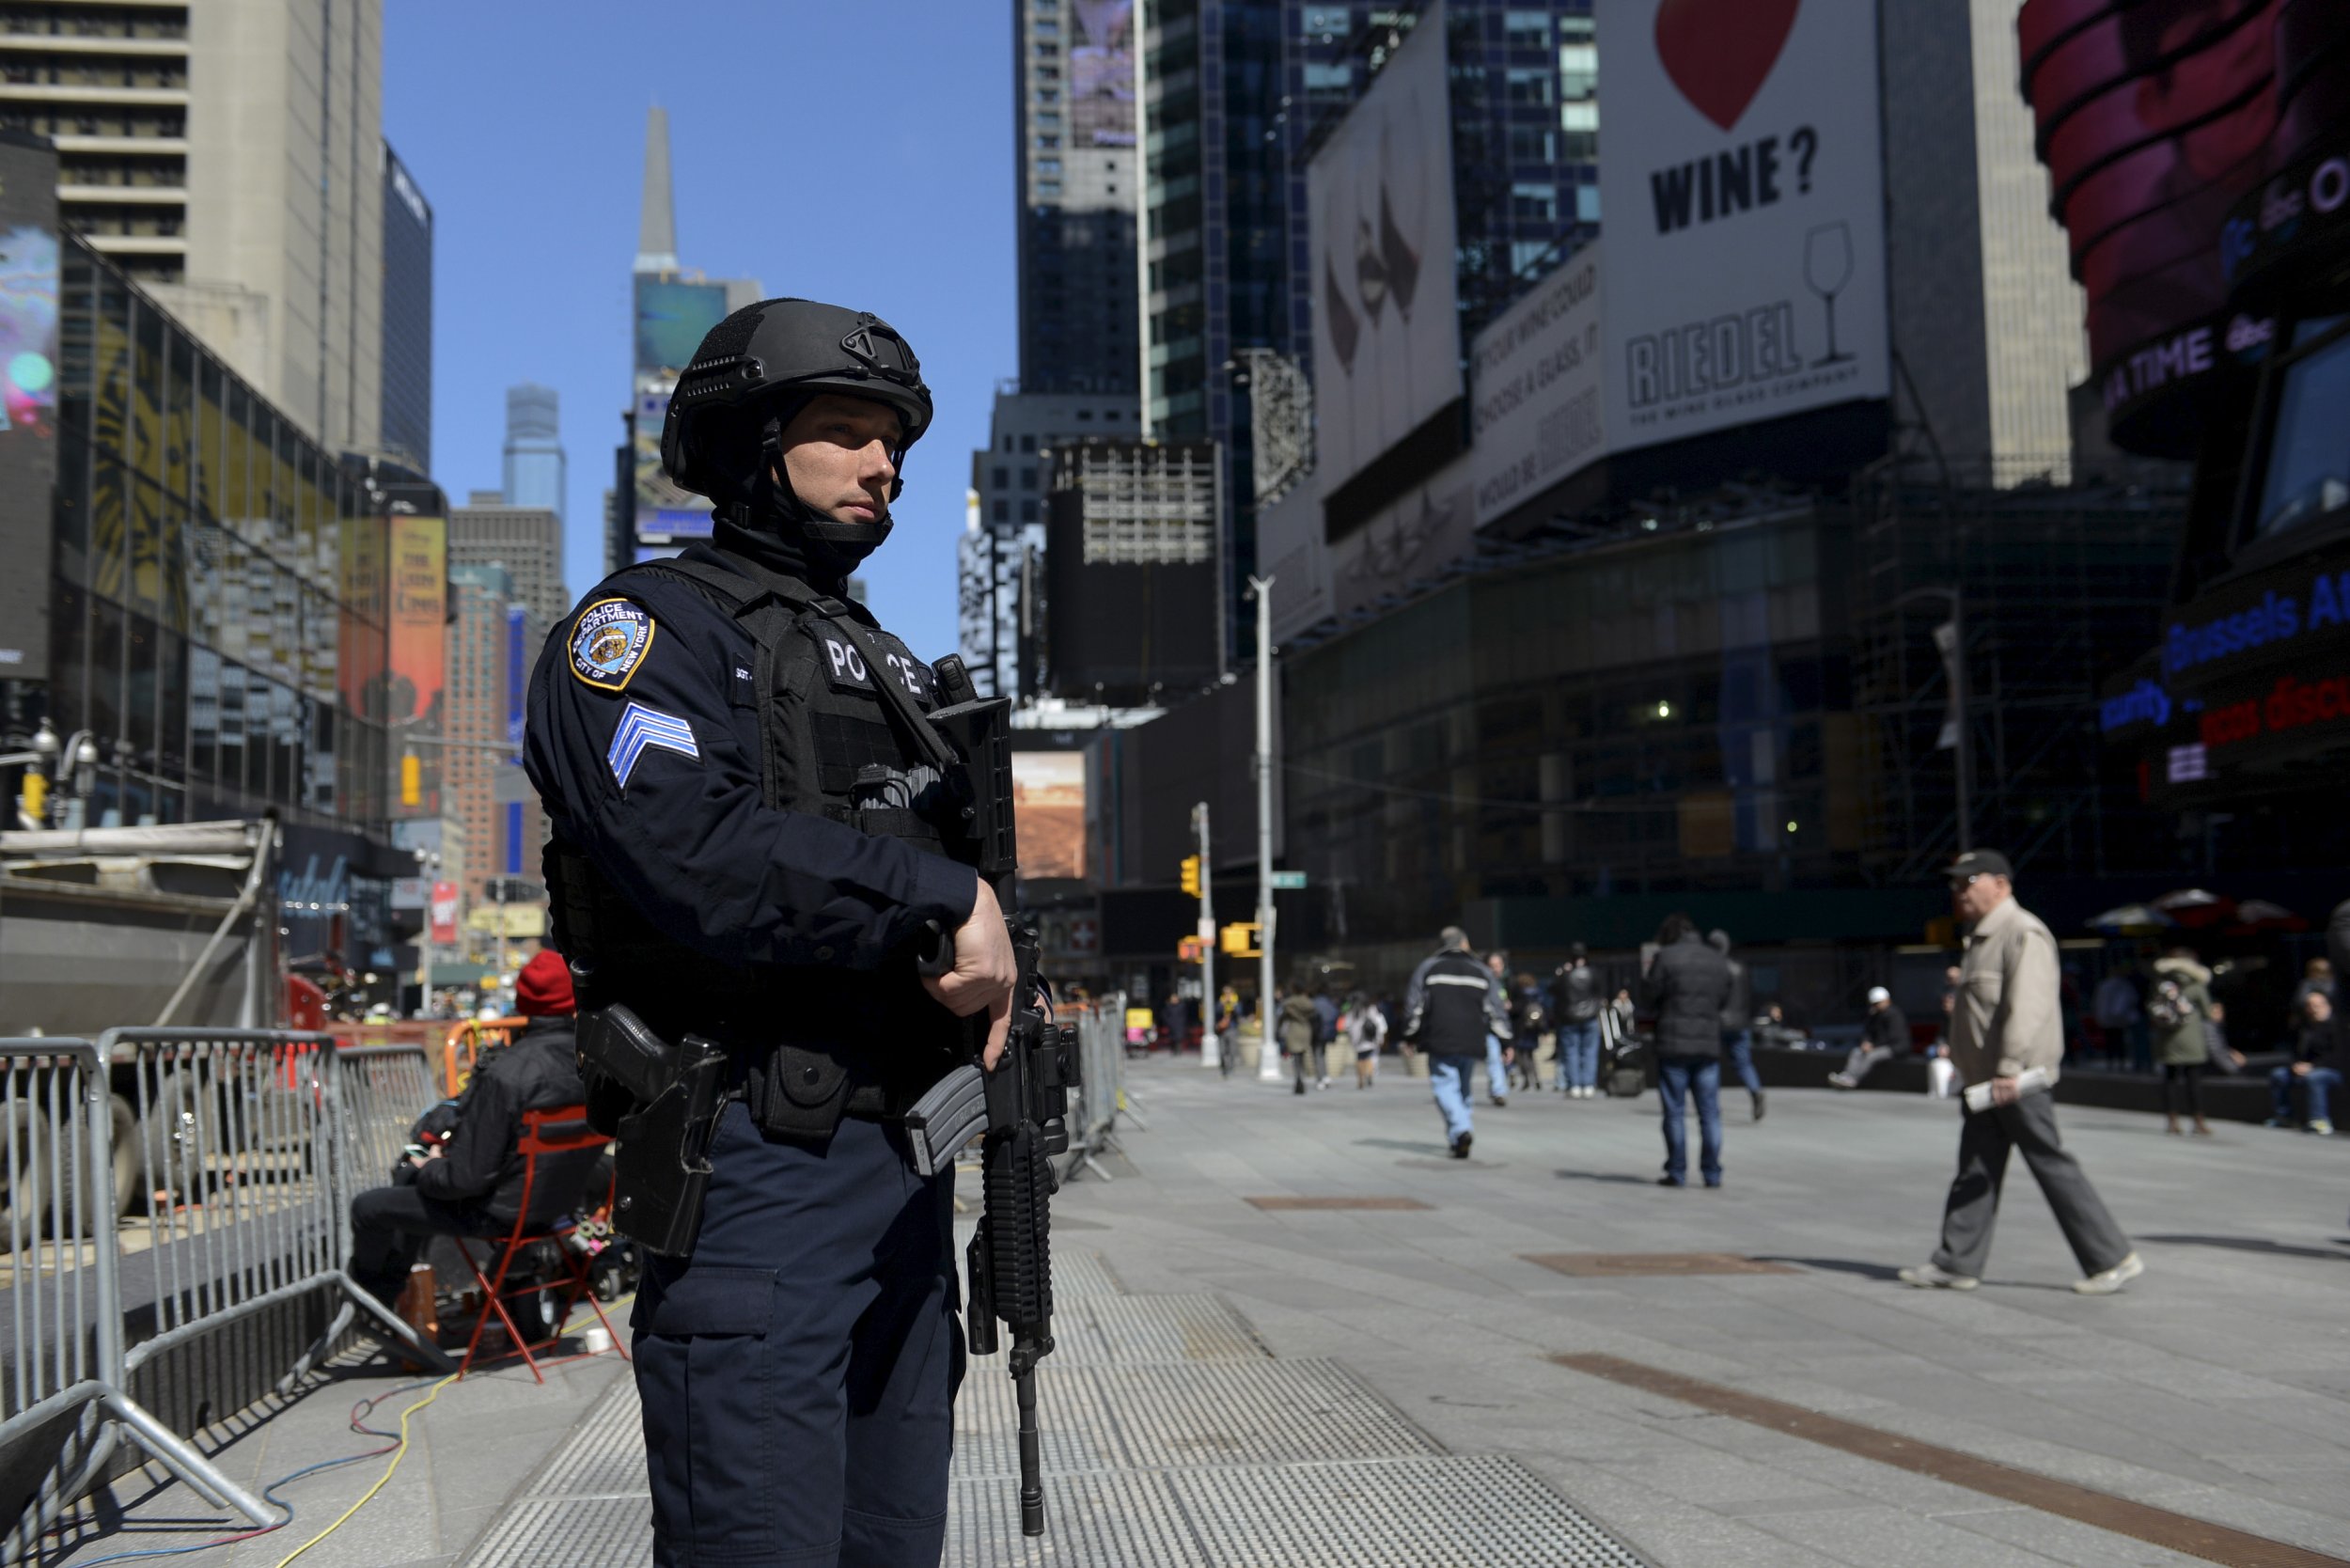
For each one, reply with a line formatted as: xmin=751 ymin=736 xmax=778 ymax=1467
xmin=1653 ymin=0 xmax=1802 ymax=133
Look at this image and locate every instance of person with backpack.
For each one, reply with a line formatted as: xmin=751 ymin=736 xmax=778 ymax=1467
xmin=2150 ymin=948 xmax=2217 ymax=1137
xmin=1277 ymin=986 xmax=1322 ymax=1096
xmin=1551 ymin=944 xmax=1605 ymax=1098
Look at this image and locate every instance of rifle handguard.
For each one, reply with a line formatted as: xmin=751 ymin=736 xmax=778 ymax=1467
xmin=902 ymin=1063 xmax=989 ymax=1177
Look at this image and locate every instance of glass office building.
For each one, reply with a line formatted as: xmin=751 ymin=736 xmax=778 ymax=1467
xmin=39 ymin=234 xmax=395 ymax=836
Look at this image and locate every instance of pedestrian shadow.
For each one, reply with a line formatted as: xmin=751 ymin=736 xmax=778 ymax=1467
xmin=1356 ymin=1137 xmax=1452 ymax=1157
xmin=1552 ymin=1168 xmax=1655 ymax=1187
xmin=1754 ymin=1256 xmax=1904 ymax=1281
xmin=2138 ymin=1232 xmax=2350 ymax=1262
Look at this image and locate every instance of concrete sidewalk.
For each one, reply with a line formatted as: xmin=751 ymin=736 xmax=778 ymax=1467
xmin=42 ymin=1058 xmax=2350 ymax=1566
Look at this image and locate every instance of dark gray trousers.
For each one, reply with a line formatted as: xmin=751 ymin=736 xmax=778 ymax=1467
xmin=1931 ymin=1090 xmax=2131 ymax=1279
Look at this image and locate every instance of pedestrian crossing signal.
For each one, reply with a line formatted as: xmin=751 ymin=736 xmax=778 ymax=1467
xmin=1178 ymin=935 xmax=1205 ymax=963
xmin=1180 ymin=855 xmax=1201 ymax=897
xmin=1220 ymin=922 xmax=1261 ymax=957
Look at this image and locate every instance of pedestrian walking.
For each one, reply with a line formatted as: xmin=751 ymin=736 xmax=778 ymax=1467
xmin=1277 ymin=986 xmax=1320 ymax=1095
xmin=1353 ymin=993 xmax=1388 ymax=1088
xmin=2267 ymin=988 xmax=2341 ymax=1133
xmin=1829 ymin=987 xmax=1911 ymax=1090
xmin=1551 ymin=943 xmax=1605 ymax=1098
xmin=1404 ymin=927 xmax=1512 ymax=1158
xmin=1483 ymin=950 xmax=1514 ymax=1106
xmin=2150 ymin=947 xmax=2217 ymax=1137
xmin=1313 ymin=987 xmax=1339 ymax=1089
xmin=1507 ymin=970 xmax=1547 ymax=1092
xmin=1900 ymin=850 xmax=2142 ymax=1295
xmin=1708 ymin=929 xmax=1764 ymax=1121
xmin=1641 ymin=915 xmax=1733 ymax=1187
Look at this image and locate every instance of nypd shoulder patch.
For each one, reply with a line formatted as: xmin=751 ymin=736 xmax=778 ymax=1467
xmin=571 ymin=599 xmax=655 ymax=692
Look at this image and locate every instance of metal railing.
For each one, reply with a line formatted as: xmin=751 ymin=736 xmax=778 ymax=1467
xmin=1 ymin=1030 xmax=457 ymax=1556
xmin=1058 ymin=996 xmax=1129 ymax=1183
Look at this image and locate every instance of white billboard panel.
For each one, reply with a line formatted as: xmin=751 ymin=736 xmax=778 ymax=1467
xmin=1595 ymin=0 xmax=1888 ymax=454
xmin=1307 ymin=4 xmax=1462 ymax=492
xmin=1470 ymin=245 xmax=1606 ymax=527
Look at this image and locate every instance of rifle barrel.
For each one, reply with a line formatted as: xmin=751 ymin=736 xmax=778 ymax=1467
xmin=1016 ymin=1367 xmax=1044 ymax=1535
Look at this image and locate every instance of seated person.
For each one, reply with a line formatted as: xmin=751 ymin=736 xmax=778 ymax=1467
xmin=1829 ymin=987 xmax=1910 ymax=1089
xmin=2267 ymin=990 xmax=2342 ymax=1135
xmin=346 ymin=949 xmax=593 ymax=1306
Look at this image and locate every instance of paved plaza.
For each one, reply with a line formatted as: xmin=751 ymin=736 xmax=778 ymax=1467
xmin=41 ymin=1057 xmax=2350 ymax=1566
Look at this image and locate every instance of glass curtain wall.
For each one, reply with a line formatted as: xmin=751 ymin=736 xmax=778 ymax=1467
xmin=46 ymin=236 xmax=388 ymax=830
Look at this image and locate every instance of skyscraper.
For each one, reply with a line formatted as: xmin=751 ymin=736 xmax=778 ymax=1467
xmin=444 ymin=563 xmax=541 ymax=888
xmin=0 ymin=0 xmax=388 ymax=454
xmin=503 ymin=384 xmax=565 ymax=525
xmin=452 ymin=492 xmax=566 ymax=635
xmin=381 ymin=141 xmax=433 ymax=472
xmin=1015 ymin=0 xmax=1140 ymax=395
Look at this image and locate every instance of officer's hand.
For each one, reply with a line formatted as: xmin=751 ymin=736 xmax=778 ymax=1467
xmin=925 ymin=877 xmax=1017 ymax=1068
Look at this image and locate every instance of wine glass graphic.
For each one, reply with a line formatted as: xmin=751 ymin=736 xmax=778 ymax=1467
xmin=1805 ymin=221 xmax=1855 ymax=366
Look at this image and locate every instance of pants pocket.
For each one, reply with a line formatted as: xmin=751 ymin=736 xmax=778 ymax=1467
xmin=636 ymin=1265 xmax=795 ymax=1560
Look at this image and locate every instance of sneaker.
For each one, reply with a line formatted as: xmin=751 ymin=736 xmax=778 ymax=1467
xmin=1751 ymin=1090 xmax=1767 ymax=1122
xmin=2073 ymin=1252 xmax=2144 ymax=1295
xmin=1490 ymin=1095 xmax=1508 ymax=1107
xmin=1656 ymin=1175 xmax=1684 ymax=1187
xmin=1316 ymin=1077 xmax=1331 ymax=1090
xmin=1898 ymin=1262 xmax=1980 ymax=1291
xmin=1449 ymin=1131 xmax=1473 ymax=1160
xmin=1292 ymin=1080 xmax=1306 ymax=1096
xmin=2310 ymin=1120 xmax=2334 ymax=1136
xmin=1826 ymin=1073 xmax=1856 ymax=1090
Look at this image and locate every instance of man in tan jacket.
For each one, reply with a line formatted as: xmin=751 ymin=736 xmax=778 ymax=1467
xmin=1900 ymin=850 xmax=2143 ymax=1295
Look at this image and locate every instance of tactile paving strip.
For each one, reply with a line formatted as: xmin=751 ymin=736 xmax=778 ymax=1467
xmin=524 ymin=1370 xmax=650 ymax=1498
xmin=1167 ymin=1454 xmax=1649 ymax=1568
xmin=947 ymin=1468 xmax=1209 ymax=1568
xmin=1050 ymin=1292 xmax=1270 ymax=1365
xmin=462 ymin=1495 xmax=655 ymax=1568
xmin=1045 ymin=1245 xmax=1124 ymax=1299
xmin=955 ymin=1358 xmax=1124 ymax=1479
xmin=1097 ymin=1358 xmax=1440 ymax=1467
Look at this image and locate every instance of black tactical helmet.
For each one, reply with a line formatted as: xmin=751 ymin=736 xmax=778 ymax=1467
xmin=660 ymin=297 xmax=932 ymax=505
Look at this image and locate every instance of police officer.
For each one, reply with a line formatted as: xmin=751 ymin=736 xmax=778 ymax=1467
xmin=524 ymin=297 xmax=1014 ymax=1568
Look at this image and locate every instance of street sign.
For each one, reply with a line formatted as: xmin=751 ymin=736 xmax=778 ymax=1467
xmin=1268 ymin=870 xmax=1308 ymax=889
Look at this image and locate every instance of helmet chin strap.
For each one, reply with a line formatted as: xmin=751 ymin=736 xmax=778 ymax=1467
xmin=741 ymin=417 xmax=892 ymax=575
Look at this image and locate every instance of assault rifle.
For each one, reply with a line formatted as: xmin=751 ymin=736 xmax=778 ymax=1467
xmin=901 ymin=653 xmax=1077 ymax=1540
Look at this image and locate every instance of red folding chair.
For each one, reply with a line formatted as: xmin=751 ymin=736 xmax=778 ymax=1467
xmin=452 ymin=1104 xmax=628 ymax=1382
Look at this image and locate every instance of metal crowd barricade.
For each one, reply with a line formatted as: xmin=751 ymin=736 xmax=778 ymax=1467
xmin=102 ymin=1028 xmax=454 ymax=1403
xmin=0 ymin=1040 xmax=275 ymax=1554
xmin=1058 ymin=996 xmax=1129 ymax=1183
xmin=334 ymin=1045 xmax=446 ymax=1200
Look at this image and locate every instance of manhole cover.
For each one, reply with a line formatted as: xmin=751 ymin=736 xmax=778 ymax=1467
xmin=1245 ymin=1196 xmax=1432 ymax=1211
xmin=1523 ymin=1252 xmax=1797 ymax=1278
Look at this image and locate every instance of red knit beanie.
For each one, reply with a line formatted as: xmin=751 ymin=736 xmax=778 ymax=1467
xmin=515 ymin=950 xmax=576 ymax=1016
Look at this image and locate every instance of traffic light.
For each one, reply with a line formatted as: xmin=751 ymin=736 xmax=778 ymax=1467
xmin=1219 ymin=921 xmax=1261 ymax=957
xmin=400 ymin=752 xmax=422 ymax=808
xmin=1177 ymin=935 xmax=1205 ymax=963
xmin=1180 ymin=855 xmax=1201 ymax=897
xmin=19 ymin=768 xmax=45 ymax=826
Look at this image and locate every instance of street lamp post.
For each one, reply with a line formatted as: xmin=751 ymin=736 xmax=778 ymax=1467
xmin=1193 ymin=800 xmax=1216 ymax=1070
xmin=1250 ymin=575 xmax=1282 ymax=1083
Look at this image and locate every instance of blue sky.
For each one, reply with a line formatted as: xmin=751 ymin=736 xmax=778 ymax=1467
xmin=383 ymin=3 xmax=1016 ymax=656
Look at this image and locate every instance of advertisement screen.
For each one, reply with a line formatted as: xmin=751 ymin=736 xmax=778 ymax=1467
xmin=1012 ymin=749 xmax=1087 ymax=880
xmin=1470 ymin=245 xmax=1606 ymax=527
xmin=429 ymin=880 xmax=460 ymax=947
xmin=634 ymin=277 xmax=729 ymax=378
xmin=1307 ymin=5 xmax=1462 ymax=494
xmin=2019 ymin=0 xmax=2347 ymax=452
xmin=0 ymin=132 xmax=56 ymax=680
xmin=1593 ymin=0 xmax=1890 ymax=455
xmin=386 ymin=515 xmax=446 ymax=815
xmin=1070 ymin=0 xmax=1136 ymax=149
xmin=633 ymin=387 xmax=715 ymax=541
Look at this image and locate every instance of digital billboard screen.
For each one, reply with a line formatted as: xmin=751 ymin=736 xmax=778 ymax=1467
xmin=634 ymin=276 xmax=729 ymax=379
xmin=0 ymin=130 xmax=57 ymax=680
xmin=1012 ymin=748 xmax=1087 ymax=881
xmin=1070 ymin=0 xmax=1136 ymax=149
xmin=633 ymin=387 xmax=715 ymax=541
xmin=387 ymin=515 xmax=446 ymax=815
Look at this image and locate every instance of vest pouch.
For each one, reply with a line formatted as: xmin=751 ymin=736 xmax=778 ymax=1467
xmin=753 ymin=1043 xmax=854 ymax=1140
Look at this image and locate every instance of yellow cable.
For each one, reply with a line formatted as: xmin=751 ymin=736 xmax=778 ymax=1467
xmin=270 ymin=1373 xmax=456 ymax=1568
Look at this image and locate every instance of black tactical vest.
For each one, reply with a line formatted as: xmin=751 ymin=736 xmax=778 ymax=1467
xmin=548 ymin=549 xmax=975 ymax=1141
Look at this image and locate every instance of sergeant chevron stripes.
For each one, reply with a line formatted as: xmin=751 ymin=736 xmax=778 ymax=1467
xmin=606 ymin=701 xmax=698 ymax=788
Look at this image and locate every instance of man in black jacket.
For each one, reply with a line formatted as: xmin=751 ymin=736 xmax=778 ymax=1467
xmin=1404 ymin=926 xmax=1512 ymax=1158
xmin=1830 ymin=987 xmax=1912 ymax=1090
xmin=1550 ymin=944 xmax=1605 ymax=1097
xmin=346 ymin=949 xmax=595 ymax=1307
xmin=1639 ymin=914 xmax=1732 ymax=1187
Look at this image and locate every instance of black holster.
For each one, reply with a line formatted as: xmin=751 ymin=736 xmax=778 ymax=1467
xmin=576 ymin=1004 xmax=728 ymax=1258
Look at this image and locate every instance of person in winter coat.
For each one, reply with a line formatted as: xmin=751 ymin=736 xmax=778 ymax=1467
xmin=1404 ymin=926 xmax=1512 ymax=1157
xmin=2268 ymin=988 xmax=2342 ymax=1134
xmin=345 ymin=949 xmax=595 ymax=1308
xmin=1638 ymin=914 xmax=1733 ymax=1187
xmin=1352 ymin=994 xmax=1388 ymax=1088
xmin=1277 ymin=986 xmax=1322 ymax=1095
xmin=1551 ymin=944 xmax=1605 ymax=1097
xmin=1708 ymin=930 xmax=1764 ymax=1121
xmin=2150 ymin=949 xmax=2217 ymax=1136
xmin=1829 ymin=987 xmax=1911 ymax=1090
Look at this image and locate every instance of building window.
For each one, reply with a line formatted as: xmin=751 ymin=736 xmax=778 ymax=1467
xmin=1509 ymin=124 xmax=1557 ymax=165
xmin=1507 ymin=68 xmax=1554 ymax=107
xmin=1021 ymin=500 xmax=1039 ymax=523
xmin=1559 ymin=43 xmax=1597 ymax=100
xmin=994 ymin=500 xmax=1010 ymax=523
xmin=1576 ymin=183 xmax=1601 ymax=223
xmin=1021 ymin=434 xmax=1037 ymax=452
xmin=1512 ymin=181 xmax=1558 ymax=223
xmin=1021 ymin=468 xmax=1038 ymax=490
xmin=993 ymin=466 xmax=1010 ymax=490
xmin=2253 ymin=316 xmax=2350 ymax=539
xmin=1505 ymin=10 xmax=1552 ymax=49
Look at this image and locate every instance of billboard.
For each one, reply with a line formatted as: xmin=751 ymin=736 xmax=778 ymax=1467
xmin=0 ymin=131 xmax=57 ymax=681
xmin=1594 ymin=0 xmax=1889 ymax=454
xmin=634 ymin=276 xmax=729 ymax=379
xmin=2020 ymin=0 xmax=2349 ymax=454
xmin=386 ymin=515 xmax=446 ymax=815
xmin=1012 ymin=748 xmax=1087 ymax=880
xmin=1070 ymin=0 xmax=1136 ymax=149
xmin=1307 ymin=5 xmax=1462 ymax=497
xmin=1470 ymin=245 xmax=1606 ymax=528
xmin=634 ymin=386 xmax=715 ymax=541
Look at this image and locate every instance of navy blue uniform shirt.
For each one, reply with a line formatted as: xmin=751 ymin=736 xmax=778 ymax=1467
xmin=524 ymin=547 xmax=979 ymax=974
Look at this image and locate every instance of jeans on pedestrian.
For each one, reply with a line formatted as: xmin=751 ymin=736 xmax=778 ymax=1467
xmin=1485 ymin=1034 xmax=1510 ymax=1100
xmin=1723 ymin=1028 xmax=1761 ymax=1095
xmin=1656 ymin=1057 xmax=1723 ymax=1185
xmin=1430 ymin=1054 xmax=1479 ymax=1141
xmin=1557 ymin=1020 xmax=1602 ymax=1090
xmin=2271 ymin=1064 xmax=2343 ymax=1123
